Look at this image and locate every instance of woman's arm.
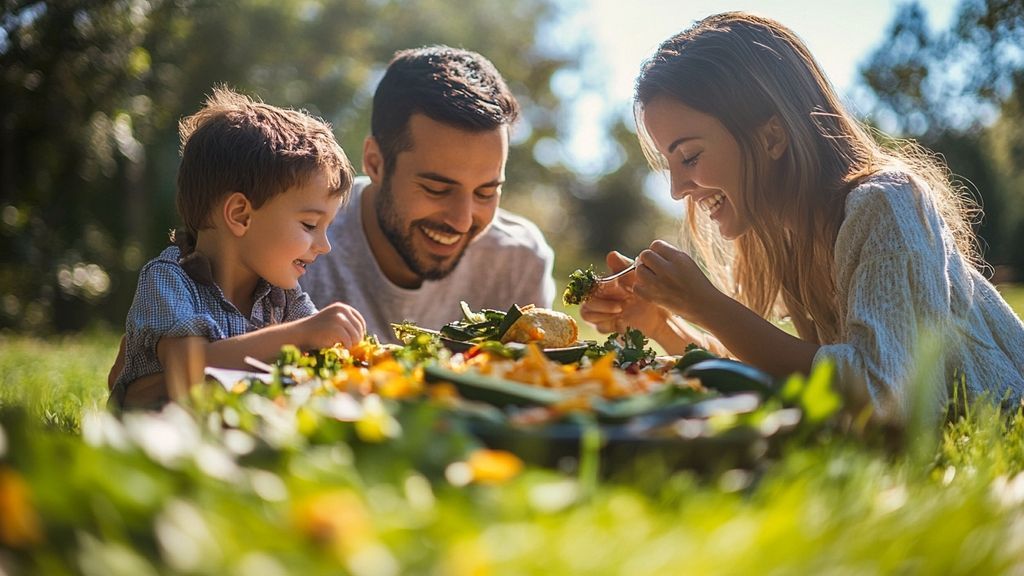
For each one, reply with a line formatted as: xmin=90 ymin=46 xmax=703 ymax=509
xmin=635 ymin=240 xmax=818 ymax=377
xmin=690 ymin=292 xmax=818 ymax=377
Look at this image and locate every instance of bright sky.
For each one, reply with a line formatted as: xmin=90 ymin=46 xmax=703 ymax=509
xmin=558 ymin=0 xmax=959 ymax=177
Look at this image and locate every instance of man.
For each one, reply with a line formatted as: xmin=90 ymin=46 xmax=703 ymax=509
xmin=301 ymin=46 xmax=556 ymax=342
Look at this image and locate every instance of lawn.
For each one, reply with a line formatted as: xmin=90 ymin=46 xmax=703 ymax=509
xmin=1 ymin=288 xmax=1024 ymax=574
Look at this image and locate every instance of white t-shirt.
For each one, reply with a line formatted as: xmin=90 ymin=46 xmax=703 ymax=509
xmin=302 ymin=177 xmax=556 ymax=343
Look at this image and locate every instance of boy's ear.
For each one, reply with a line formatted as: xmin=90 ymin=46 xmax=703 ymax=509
xmin=758 ymin=116 xmax=788 ymax=160
xmin=363 ymin=136 xmax=384 ymax=183
xmin=222 ymin=192 xmax=253 ymax=237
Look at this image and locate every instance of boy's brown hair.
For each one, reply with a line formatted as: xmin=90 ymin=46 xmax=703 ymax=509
xmin=173 ymin=87 xmax=354 ymax=253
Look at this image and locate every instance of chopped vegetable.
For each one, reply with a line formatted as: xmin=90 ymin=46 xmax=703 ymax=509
xmin=440 ymin=303 xmax=521 ymax=342
xmin=562 ymin=265 xmax=599 ymax=305
xmin=586 ymin=327 xmax=658 ymax=369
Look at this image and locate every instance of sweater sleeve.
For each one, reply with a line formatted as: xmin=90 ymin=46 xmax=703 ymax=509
xmin=814 ymin=174 xmax=953 ymax=422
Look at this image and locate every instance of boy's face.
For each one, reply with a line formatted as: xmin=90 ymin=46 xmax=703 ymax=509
xmin=241 ymin=170 xmax=343 ymax=289
xmin=372 ymin=113 xmax=507 ymax=283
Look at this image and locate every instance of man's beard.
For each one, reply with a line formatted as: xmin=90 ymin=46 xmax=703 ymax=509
xmin=374 ymin=175 xmax=478 ymax=281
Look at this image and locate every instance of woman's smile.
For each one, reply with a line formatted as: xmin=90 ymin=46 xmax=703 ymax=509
xmin=697 ymin=192 xmax=726 ymax=217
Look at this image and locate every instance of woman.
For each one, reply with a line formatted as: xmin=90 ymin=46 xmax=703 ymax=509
xmin=581 ymin=12 xmax=1024 ymax=421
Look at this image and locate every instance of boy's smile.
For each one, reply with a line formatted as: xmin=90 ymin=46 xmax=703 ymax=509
xmin=241 ymin=170 xmax=342 ymax=292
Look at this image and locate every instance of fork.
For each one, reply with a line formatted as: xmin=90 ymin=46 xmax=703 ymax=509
xmin=597 ymin=261 xmax=637 ymax=283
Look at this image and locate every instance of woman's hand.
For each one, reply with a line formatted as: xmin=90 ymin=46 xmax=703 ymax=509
xmin=580 ymin=251 xmax=672 ymax=339
xmin=633 ymin=240 xmax=723 ymax=324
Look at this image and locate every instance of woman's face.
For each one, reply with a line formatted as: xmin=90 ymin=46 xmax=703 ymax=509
xmin=642 ymin=96 xmax=750 ymax=240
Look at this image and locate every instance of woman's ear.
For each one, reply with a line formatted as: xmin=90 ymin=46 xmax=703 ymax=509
xmin=759 ymin=116 xmax=789 ymax=160
xmin=223 ymin=192 xmax=253 ymax=237
xmin=363 ymin=136 xmax=384 ymax=183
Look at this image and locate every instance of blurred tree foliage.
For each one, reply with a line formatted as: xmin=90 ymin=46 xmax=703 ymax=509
xmin=860 ymin=0 xmax=1024 ymax=276
xmin=1 ymin=0 xmax=656 ymax=332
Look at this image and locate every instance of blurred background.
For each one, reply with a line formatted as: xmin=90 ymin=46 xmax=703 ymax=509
xmin=1 ymin=0 xmax=1021 ymax=333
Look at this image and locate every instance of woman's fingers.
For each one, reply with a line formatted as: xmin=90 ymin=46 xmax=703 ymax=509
xmin=581 ymin=296 xmax=623 ymax=316
xmin=606 ymin=250 xmax=634 ymax=272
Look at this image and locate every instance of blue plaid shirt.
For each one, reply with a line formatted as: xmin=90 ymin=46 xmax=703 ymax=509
xmin=112 ymin=246 xmax=317 ymax=402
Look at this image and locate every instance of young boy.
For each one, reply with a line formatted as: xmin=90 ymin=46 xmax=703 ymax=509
xmin=109 ymin=87 xmax=365 ymax=409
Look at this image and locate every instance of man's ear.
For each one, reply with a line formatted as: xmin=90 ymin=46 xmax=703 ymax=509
xmin=759 ymin=116 xmax=789 ymax=160
xmin=363 ymin=136 xmax=384 ymax=183
xmin=222 ymin=192 xmax=253 ymax=237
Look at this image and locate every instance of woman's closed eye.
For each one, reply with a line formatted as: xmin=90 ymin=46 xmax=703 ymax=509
xmin=682 ymin=152 xmax=702 ymax=167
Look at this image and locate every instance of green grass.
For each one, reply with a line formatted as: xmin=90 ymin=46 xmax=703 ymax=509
xmin=2 ymin=291 xmax=1024 ymax=573
xmin=0 ymin=330 xmax=119 ymax=432
xmin=998 ymin=283 xmax=1024 ymax=315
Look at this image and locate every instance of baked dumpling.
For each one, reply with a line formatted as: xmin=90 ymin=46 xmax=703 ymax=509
xmin=500 ymin=308 xmax=579 ymax=348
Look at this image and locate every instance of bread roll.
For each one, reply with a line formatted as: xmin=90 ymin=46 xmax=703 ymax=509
xmin=500 ymin=308 xmax=579 ymax=348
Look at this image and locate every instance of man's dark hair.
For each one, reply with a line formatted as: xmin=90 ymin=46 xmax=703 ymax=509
xmin=371 ymin=46 xmax=519 ymax=174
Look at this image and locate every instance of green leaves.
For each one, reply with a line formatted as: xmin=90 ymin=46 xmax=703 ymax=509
xmin=779 ymin=360 xmax=842 ymax=425
xmin=440 ymin=302 xmax=519 ymax=343
xmin=562 ymin=265 xmax=599 ymax=306
xmin=587 ymin=327 xmax=657 ymax=369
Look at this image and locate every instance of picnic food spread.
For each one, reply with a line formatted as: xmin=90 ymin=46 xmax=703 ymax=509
xmin=206 ymin=302 xmax=799 ymax=471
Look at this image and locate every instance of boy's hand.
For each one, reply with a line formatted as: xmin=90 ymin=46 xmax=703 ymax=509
xmin=301 ymin=302 xmax=367 ymax=349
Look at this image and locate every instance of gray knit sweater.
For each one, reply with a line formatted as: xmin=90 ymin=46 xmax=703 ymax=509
xmin=814 ymin=171 xmax=1024 ymax=421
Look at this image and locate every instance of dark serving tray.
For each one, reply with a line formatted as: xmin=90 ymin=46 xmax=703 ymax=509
xmin=424 ymin=364 xmax=794 ymax=473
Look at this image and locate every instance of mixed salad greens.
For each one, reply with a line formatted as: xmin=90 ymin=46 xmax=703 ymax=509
xmin=392 ymin=302 xmax=522 ymax=343
xmin=562 ymin=265 xmax=599 ymax=305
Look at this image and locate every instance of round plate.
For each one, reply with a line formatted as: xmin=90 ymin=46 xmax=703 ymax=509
xmin=440 ymin=338 xmax=590 ymax=364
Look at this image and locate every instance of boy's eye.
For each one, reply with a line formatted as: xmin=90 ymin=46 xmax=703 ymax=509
xmin=302 ymin=222 xmax=317 ymax=231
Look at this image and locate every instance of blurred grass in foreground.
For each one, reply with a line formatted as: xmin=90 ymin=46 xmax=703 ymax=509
xmin=1 ymin=286 xmax=1024 ymax=573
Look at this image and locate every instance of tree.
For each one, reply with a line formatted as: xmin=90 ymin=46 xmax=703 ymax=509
xmin=859 ymin=0 xmax=1024 ymax=275
xmin=0 ymin=0 xmax=587 ymax=331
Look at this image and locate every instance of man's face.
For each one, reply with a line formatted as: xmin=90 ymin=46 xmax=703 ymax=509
xmin=375 ymin=113 xmax=508 ymax=281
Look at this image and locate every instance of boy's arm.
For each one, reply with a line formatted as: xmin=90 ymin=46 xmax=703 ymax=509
xmin=116 ymin=303 xmax=366 ymax=407
xmin=120 ymin=372 xmax=171 ymax=408
xmin=114 ymin=336 xmax=212 ymax=408
xmin=108 ymin=335 xmax=127 ymax=391
xmin=109 ymin=334 xmax=173 ymax=409
xmin=203 ymin=302 xmax=365 ymax=368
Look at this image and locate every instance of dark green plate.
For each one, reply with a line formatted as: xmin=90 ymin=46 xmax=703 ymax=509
xmin=423 ymin=365 xmax=705 ymax=422
xmin=425 ymin=364 xmax=790 ymax=473
xmin=439 ymin=338 xmax=590 ymax=364
xmin=424 ymin=364 xmax=568 ymax=407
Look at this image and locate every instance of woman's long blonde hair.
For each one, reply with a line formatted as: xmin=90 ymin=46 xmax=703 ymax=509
xmin=634 ymin=12 xmax=981 ymax=343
